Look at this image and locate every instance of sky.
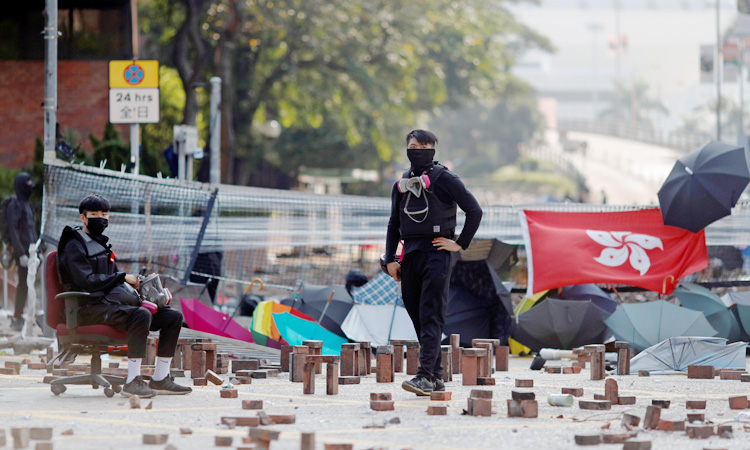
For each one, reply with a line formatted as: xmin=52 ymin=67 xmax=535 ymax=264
xmin=508 ymin=0 xmax=744 ymax=129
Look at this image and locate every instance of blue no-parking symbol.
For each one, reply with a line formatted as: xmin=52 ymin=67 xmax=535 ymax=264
xmin=124 ymin=64 xmax=144 ymax=85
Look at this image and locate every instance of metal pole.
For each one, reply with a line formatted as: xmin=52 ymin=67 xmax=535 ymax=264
xmin=181 ymin=189 xmax=218 ymax=284
xmin=130 ymin=0 xmax=140 ymax=175
xmin=209 ymin=77 xmax=222 ymax=185
xmin=717 ymin=0 xmax=722 ymax=141
xmin=740 ymin=37 xmax=745 ymax=146
xmin=43 ymin=0 xmax=58 ymax=163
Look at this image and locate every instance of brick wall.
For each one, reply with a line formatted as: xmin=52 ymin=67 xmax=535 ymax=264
xmin=0 ymin=60 xmax=128 ymax=168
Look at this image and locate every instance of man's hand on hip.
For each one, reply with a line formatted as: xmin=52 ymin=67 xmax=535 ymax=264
xmin=125 ymin=274 xmax=141 ymax=289
xmin=386 ymin=262 xmax=401 ymax=282
xmin=432 ymin=237 xmax=461 ymax=252
xmin=18 ymin=255 xmax=29 ymax=267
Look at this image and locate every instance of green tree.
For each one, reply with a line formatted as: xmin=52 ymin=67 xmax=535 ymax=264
xmin=139 ymin=0 xmax=552 ymax=186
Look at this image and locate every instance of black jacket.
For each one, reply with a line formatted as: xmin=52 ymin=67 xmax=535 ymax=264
xmin=58 ymin=226 xmax=126 ymax=294
xmin=3 ymin=172 xmax=37 ymax=257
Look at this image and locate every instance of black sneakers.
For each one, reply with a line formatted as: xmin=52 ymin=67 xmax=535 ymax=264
xmin=121 ymin=376 xmax=155 ymax=398
xmin=433 ymin=377 xmax=445 ymax=391
xmin=402 ymin=376 xmax=434 ymax=396
xmin=149 ymin=375 xmax=192 ymax=395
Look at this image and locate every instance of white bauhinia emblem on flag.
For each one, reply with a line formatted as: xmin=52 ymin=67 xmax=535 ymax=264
xmin=586 ymin=230 xmax=664 ymax=276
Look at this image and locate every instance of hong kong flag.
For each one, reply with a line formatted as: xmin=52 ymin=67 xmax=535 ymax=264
xmin=520 ymin=208 xmax=708 ymax=295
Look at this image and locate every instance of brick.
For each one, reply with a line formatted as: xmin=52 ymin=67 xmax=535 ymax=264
xmin=215 ymin=436 xmax=233 ymax=446
xmin=511 ymin=391 xmax=535 ymax=401
xmin=717 ymin=424 xmax=733 ymax=437
xmin=461 ymin=350 xmax=480 ymax=386
xmin=35 ymin=443 xmax=53 ymax=450
xmin=623 ymin=441 xmax=651 ymax=450
xmin=618 ymin=396 xmax=636 ymax=405
xmin=142 ymin=434 xmax=169 ymax=444
xmin=430 ymin=391 xmax=452 ymax=401
xmin=5 ymin=361 xmax=21 ymax=370
xmin=370 ymin=392 xmax=392 ymax=401
xmin=303 ymin=362 xmax=315 ymax=395
xmin=303 ymin=340 xmax=324 ymax=374
xmin=232 ymin=359 xmax=260 ymax=372
xmin=601 ymin=433 xmax=637 ymax=444
xmin=0 ymin=430 xmax=5 ymax=447
xmin=687 ymin=413 xmax=705 ymax=423
xmin=370 ymin=400 xmax=395 ymax=411
xmin=220 ymin=388 xmax=238 ymax=398
xmin=719 ymin=371 xmax=744 ymax=380
xmin=496 ymin=345 xmax=509 ymax=372
xmin=506 ymin=399 xmax=537 ymax=418
xmin=728 ymin=395 xmax=748 ymax=409
xmin=686 ymin=400 xmax=706 ymax=409
xmin=405 ymin=343 xmax=420 ymax=376
xmin=290 ymin=346 xmax=310 ymax=382
xmin=657 ymin=420 xmax=685 ymax=431
xmin=305 ymin=355 xmax=341 ymax=364
xmin=340 ymin=343 xmax=360 ymax=377
xmin=222 ymin=417 xmax=259 ymax=427
xmin=686 ymin=424 xmax=714 ymax=439
xmin=604 ymin=378 xmax=618 ymax=404
xmin=301 ymin=432 xmax=315 ymax=450
xmin=389 ymin=341 xmax=405 ymax=373
xmin=269 ymin=414 xmax=296 ymax=424
xmin=221 ymin=418 xmax=236 ymax=429
xmin=242 ymin=400 xmax=263 ymax=410
xmin=470 ymin=389 xmax=493 ymax=399
xmin=594 ymin=394 xmax=608 ymax=400
xmin=326 ymin=362 xmax=339 ymax=395
xmin=427 ymin=405 xmax=447 ymax=415
xmin=562 ymin=387 xmax=583 ymax=397
xmin=61 ymin=430 xmax=73 ymax=436
xmin=27 ymin=363 xmax=46 ymax=370
xmin=179 ymin=428 xmax=192 ymax=434
xmin=477 ymin=377 xmax=495 ymax=385
xmin=248 ymin=428 xmax=280 ymax=441
xmin=515 ymin=379 xmax=533 ymax=388
xmin=651 ymin=399 xmax=670 ymax=408
xmin=339 ymin=376 xmax=360 ymax=385
xmin=11 ymin=428 xmax=29 ymax=449
xmin=546 ymin=366 xmax=562 ymax=374
xmin=190 ymin=343 xmax=217 ymax=351
xmin=467 ymin=397 xmax=492 ymax=416
xmin=234 ymin=376 xmax=252 ymax=384
xmin=638 ymin=370 xmax=650 ymax=377
xmin=257 ymin=411 xmax=273 ymax=426
xmin=29 ymin=428 xmax=52 ymax=440
xmin=450 ymin=334 xmax=461 ymax=374
xmin=687 ymin=365 xmax=714 ymax=379
xmin=193 ymin=377 xmax=207 ymax=386
xmin=280 ymin=345 xmax=292 ymax=372
xmin=643 ymin=405 xmax=661 ymax=429
xmin=574 ymin=435 xmax=601 ymax=446
xmin=204 ymin=369 xmax=223 ymax=385
xmin=571 ymin=366 xmax=582 ymax=374
xmin=441 ymin=345 xmax=453 ymax=382
xmin=129 ymin=396 xmax=140 ymax=409
xmin=323 ymin=445 xmax=353 ymax=450
xmin=42 ymin=376 xmax=59 ymax=384
xmin=376 ymin=346 xmax=394 ymax=383
xmin=0 ymin=367 xmax=20 ymax=375
xmin=579 ymin=400 xmax=611 ymax=410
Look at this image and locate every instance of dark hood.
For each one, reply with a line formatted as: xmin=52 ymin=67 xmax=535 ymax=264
xmin=14 ymin=172 xmax=33 ymax=201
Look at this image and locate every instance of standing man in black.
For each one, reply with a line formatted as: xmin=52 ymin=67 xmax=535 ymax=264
xmin=385 ymin=129 xmax=483 ymax=396
xmin=2 ymin=172 xmax=38 ymax=331
xmin=58 ymin=195 xmax=192 ymax=398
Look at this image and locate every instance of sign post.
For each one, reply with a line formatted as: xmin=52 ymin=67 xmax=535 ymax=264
xmin=108 ymin=60 xmax=160 ymax=174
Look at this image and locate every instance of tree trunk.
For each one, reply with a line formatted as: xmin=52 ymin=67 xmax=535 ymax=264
xmin=173 ymin=0 xmax=208 ymax=126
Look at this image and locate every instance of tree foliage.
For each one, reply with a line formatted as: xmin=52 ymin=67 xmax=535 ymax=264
xmin=139 ymin=0 xmax=552 ymax=186
xmin=598 ymin=78 xmax=668 ymax=125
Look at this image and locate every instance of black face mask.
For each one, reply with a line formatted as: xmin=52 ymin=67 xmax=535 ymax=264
xmin=407 ymin=148 xmax=435 ymax=171
xmin=87 ymin=217 xmax=109 ymax=236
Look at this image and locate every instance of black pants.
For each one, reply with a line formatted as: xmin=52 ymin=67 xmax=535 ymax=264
xmin=400 ymin=250 xmax=452 ymax=379
xmin=13 ymin=263 xmax=28 ymax=320
xmin=79 ymin=300 xmax=183 ymax=358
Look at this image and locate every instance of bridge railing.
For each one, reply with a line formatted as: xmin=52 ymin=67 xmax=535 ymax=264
xmin=558 ymin=119 xmax=711 ymax=153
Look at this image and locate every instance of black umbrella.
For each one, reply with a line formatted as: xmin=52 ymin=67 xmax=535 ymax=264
xmin=280 ymin=283 xmax=353 ymax=338
xmin=442 ymin=260 xmax=513 ymax=347
xmin=658 ymin=140 xmax=750 ymax=232
xmin=512 ymin=298 xmax=612 ymax=352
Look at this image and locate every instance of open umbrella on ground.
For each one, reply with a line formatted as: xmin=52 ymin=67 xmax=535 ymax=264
xmin=443 ymin=260 xmax=513 ymax=347
xmin=629 ymin=337 xmax=746 ymax=375
xmin=458 ymin=239 xmax=519 ymax=278
xmin=722 ymin=291 xmax=750 ymax=341
xmin=280 ymin=283 xmax=353 ymax=338
xmin=180 ymin=297 xmax=255 ymax=343
xmin=512 ymin=298 xmax=613 ymax=352
xmin=675 ymin=282 xmax=741 ymax=341
xmin=250 ymin=300 xmax=316 ymax=348
xmin=560 ymin=284 xmax=618 ymax=314
xmin=604 ymin=300 xmax=718 ymax=352
xmin=272 ymin=311 xmax=348 ymax=355
xmin=340 ymin=304 xmax=417 ymax=347
xmin=658 ymin=140 xmax=750 ymax=232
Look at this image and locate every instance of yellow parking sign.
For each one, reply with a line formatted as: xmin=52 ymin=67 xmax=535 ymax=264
xmin=109 ymin=60 xmax=159 ymax=88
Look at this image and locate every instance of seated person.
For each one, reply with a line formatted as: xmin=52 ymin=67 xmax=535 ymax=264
xmin=57 ymin=194 xmax=191 ymax=398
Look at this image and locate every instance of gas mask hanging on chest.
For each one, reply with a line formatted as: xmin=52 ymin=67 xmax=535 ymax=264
xmin=397 ymin=174 xmax=432 ymax=223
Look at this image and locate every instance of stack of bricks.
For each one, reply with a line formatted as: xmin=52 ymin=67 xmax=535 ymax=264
xmin=0 ymin=361 xmax=21 ymax=375
xmin=280 ymin=344 xmax=292 ymax=372
xmin=355 ymin=341 xmax=371 ymax=375
xmin=248 ymin=428 xmax=280 ymax=450
xmin=376 ymin=345 xmax=394 ymax=383
xmin=190 ymin=342 xmax=217 ymax=379
xmin=303 ymin=355 xmax=340 ymax=395
xmin=389 ymin=340 xmax=407 ymax=373
xmin=591 ymin=378 xmax=635 ymax=405
xmin=370 ymin=392 xmax=395 ymax=411
xmin=615 ymin=341 xmax=630 ymax=375
xmin=215 ymin=353 xmax=230 ymax=374
xmin=404 ymin=341 xmax=420 ymax=375
xmin=440 ymin=345 xmax=453 ymax=382
xmin=302 ymin=340 xmax=324 ymax=374
xmin=461 ymin=348 xmax=485 ymax=386
xmin=471 ymin=339 xmax=494 ymax=384
xmin=508 ymin=390 xmax=538 ymax=418
xmin=290 ymin=346 xmax=310 ymax=382
xmin=340 ymin=343 xmax=361 ymax=384
xmin=467 ymin=389 xmax=492 ymax=417
xmin=583 ymin=344 xmax=605 ymax=380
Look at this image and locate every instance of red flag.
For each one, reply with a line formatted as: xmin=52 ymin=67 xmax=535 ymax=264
xmin=521 ymin=208 xmax=708 ymax=295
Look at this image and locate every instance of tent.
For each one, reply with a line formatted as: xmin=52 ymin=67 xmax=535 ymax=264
xmin=443 ymin=259 xmax=513 ymax=347
xmin=280 ymin=283 xmax=353 ymax=338
xmin=629 ymin=336 xmax=747 ymax=375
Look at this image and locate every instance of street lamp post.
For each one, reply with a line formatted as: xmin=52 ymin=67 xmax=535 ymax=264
xmin=587 ymin=23 xmax=603 ymax=121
